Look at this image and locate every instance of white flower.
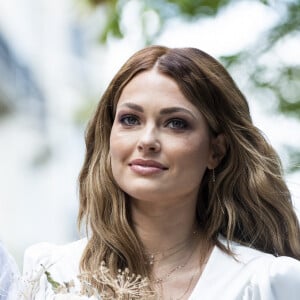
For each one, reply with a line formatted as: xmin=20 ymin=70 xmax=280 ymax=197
xmin=17 ymin=263 xmax=50 ymax=299
xmin=17 ymin=261 xmax=155 ymax=299
xmin=79 ymin=262 xmax=156 ymax=299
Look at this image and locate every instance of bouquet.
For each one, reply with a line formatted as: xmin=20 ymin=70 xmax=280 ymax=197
xmin=18 ymin=262 xmax=157 ymax=300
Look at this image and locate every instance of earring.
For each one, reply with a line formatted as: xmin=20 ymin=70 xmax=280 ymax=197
xmin=212 ymin=168 xmax=216 ymax=183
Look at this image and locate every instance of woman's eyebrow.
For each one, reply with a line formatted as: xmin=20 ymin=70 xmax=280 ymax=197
xmin=118 ymin=103 xmax=197 ymax=120
xmin=118 ymin=102 xmax=144 ymax=112
xmin=160 ymin=107 xmax=196 ymax=119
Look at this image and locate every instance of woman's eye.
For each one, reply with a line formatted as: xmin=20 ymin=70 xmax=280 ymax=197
xmin=166 ymin=119 xmax=188 ymax=129
xmin=120 ymin=115 xmax=139 ymax=126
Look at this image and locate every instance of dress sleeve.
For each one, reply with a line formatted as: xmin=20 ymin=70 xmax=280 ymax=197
xmin=268 ymin=256 xmax=300 ymax=300
xmin=22 ymin=243 xmax=56 ymax=299
xmin=245 ymin=255 xmax=300 ymax=300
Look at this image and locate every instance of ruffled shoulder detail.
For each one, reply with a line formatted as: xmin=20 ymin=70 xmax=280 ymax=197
xmin=268 ymin=256 xmax=300 ymax=299
xmin=244 ymin=255 xmax=300 ymax=300
xmin=23 ymin=239 xmax=87 ymax=275
xmin=21 ymin=239 xmax=87 ymax=299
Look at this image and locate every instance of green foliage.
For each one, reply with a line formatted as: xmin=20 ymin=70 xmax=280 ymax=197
xmin=166 ymin=0 xmax=231 ymax=16
xmin=81 ymin=0 xmax=234 ymax=43
xmin=80 ymin=0 xmax=300 ymax=116
xmin=267 ymin=1 xmax=300 ymax=47
xmin=99 ymin=0 xmax=123 ymax=42
xmin=285 ymin=146 xmax=300 ymax=173
xmin=45 ymin=270 xmax=61 ymax=290
xmin=80 ymin=0 xmax=300 ymax=172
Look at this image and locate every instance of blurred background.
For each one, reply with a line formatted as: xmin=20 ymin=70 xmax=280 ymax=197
xmin=0 ymin=0 xmax=299 ymax=268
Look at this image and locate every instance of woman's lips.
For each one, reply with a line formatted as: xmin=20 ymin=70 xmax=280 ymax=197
xmin=129 ymin=159 xmax=168 ymax=176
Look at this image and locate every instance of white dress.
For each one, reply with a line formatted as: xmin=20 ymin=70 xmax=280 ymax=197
xmin=22 ymin=237 xmax=300 ymax=300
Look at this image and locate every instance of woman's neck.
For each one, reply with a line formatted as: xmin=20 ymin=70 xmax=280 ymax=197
xmin=130 ymin=196 xmax=198 ymax=254
xmin=130 ymin=196 xmax=213 ymax=300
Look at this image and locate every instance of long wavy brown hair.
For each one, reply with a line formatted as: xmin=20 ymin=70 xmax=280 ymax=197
xmin=78 ymin=45 xmax=300 ymax=278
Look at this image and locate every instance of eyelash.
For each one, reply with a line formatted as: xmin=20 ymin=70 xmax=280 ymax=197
xmin=165 ymin=118 xmax=188 ymax=130
xmin=119 ymin=115 xmax=140 ymax=126
xmin=118 ymin=114 xmax=189 ymax=130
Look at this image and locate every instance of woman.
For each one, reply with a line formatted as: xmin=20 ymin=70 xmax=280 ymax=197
xmin=23 ymin=46 xmax=300 ymax=299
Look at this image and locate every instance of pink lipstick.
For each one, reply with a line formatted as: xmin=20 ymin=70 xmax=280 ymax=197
xmin=129 ymin=159 xmax=168 ymax=176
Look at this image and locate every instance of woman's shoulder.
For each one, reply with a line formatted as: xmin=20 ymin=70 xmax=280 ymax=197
xmin=245 ymin=255 xmax=300 ymax=299
xmin=23 ymin=238 xmax=87 ymax=280
xmin=225 ymin=237 xmax=300 ymax=275
xmin=21 ymin=239 xmax=87 ymax=299
xmin=220 ymin=238 xmax=300 ymax=299
xmin=265 ymin=255 xmax=300 ymax=298
xmin=236 ymin=241 xmax=300 ymax=268
xmin=216 ymin=236 xmax=274 ymax=267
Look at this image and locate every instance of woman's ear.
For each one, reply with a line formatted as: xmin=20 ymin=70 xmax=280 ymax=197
xmin=208 ymin=133 xmax=227 ymax=169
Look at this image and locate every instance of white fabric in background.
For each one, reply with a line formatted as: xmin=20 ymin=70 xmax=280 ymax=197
xmin=0 ymin=242 xmax=20 ymax=300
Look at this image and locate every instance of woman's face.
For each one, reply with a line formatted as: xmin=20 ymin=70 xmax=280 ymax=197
xmin=110 ymin=69 xmax=216 ymax=204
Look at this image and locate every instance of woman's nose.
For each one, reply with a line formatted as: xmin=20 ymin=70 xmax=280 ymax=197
xmin=137 ymin=127 xmax=161 ymax=153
